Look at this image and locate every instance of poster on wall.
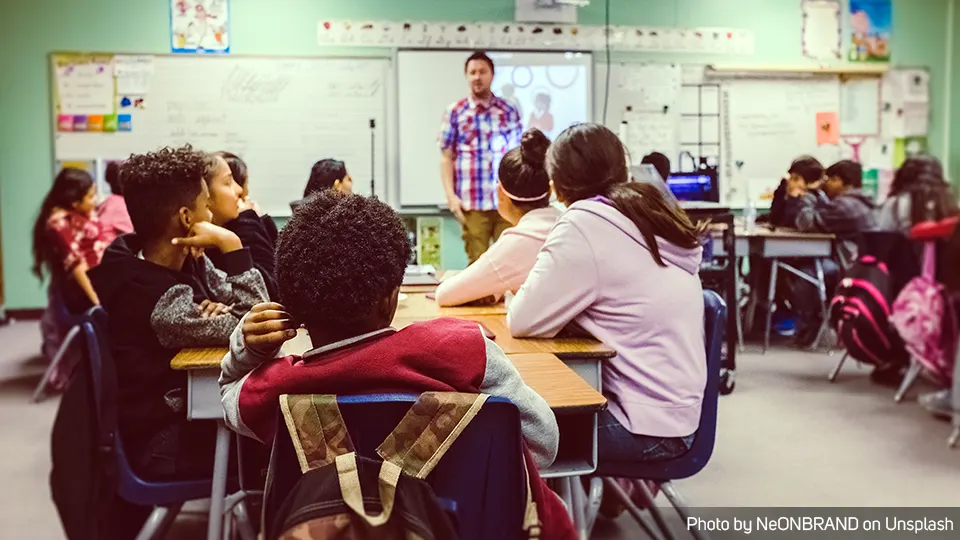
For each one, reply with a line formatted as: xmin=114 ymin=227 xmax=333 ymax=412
xmin=171 ymin=0 xmax=230 ymax=54
xmin=848 ymin=0 xmax=891 ymax=62
xmin=801 ymin=0 xmax=841 ymax=60
xmin=53 ymin=54 xmax=116 ymax=133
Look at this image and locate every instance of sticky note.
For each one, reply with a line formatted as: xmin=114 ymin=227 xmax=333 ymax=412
xmin=816 ymin=111 xmax=840 ymax=145
xmin=103 ymin=114 xmax=118 ymax=133
xmin=87 ymin=115 xmax=104 ymax=132
xmin=57 ymin=114 xmax=74 ymax=132
xmin=118 ymin=114 xmax=133 ymax=132
xmin=73 ymin=115 xmax=89 ymax=132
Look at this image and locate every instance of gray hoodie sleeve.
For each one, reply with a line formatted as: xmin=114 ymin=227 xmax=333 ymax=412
xmin=876 ymin=194 xmax=911 ymax=232
xmin=219 ymin=314 xmax=287 ymax=441
xmin=479 ymin=334 xmax=559 ymax=468
xmin=201 ymin=252 xmax=269 ymax=314
xmin=149 ymin=251 xmax=268 ymax=349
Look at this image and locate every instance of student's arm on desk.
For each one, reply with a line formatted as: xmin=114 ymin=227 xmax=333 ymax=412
xmin=793 ymin=192 xmax=823 ymax=232
xmin=508 ymin=220 xmax=597 ymax=338
xmin=219 ymin=308 xmax=293 ymax=441
xmin=435 ymin=232 xmax=523 ymax=306
xmin=479 ymin=335 xmax=559 ymax=468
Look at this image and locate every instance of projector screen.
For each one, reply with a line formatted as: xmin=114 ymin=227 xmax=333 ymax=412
xmin=397 ymin=50 xmax=593 ymax=208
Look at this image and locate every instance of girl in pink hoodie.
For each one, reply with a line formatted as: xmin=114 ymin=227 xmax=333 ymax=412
xmin=436 ymin=129 xmax=562 ymax=306
xmin=508 ymin=123 xmax=706 ymax=469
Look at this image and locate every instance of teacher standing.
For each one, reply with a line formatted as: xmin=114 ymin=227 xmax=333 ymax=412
xmin=439 ymin=51 xmax=524 ymax=264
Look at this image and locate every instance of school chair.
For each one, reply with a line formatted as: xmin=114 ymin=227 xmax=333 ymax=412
xmin=597 ymin=289 xmax=726 ymax=540
xmin=263 ymin=394 xmax=528 ymax=540
xmin=81 ymin=310 xmax=216 ymax=540
xmin=893 ymin=221 xmax=957 ymax=404
xmin=32 ymin=281 xmax=86 ymax=402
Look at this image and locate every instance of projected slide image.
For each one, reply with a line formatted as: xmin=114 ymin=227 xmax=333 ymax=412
xmin=494 ymin=62 xmax=590 ymax=140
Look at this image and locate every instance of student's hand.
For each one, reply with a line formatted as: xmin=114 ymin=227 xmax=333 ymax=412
xmin=447 ymin=195 xmax=466 ymax=224
xmin=786 ymin=178 xmax=807 ymax=198
xmin=242 ymin=303 xmax=299 ymax=350
xmin=173 ymin=221 xmax=243 ymax=253
xmin=467 ymin=295 xmax=498 ymax=306
xmin=198 ymin=299 xmax=232 ymax=319
xmin=239 ymin=197 xmax=262 ymax=216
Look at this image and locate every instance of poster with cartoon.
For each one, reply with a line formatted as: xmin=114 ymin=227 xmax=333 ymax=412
xmin=848 ymin=0 xmax=891 ymax=62
xmin=171 ymin=0 xmax=230 ymax=53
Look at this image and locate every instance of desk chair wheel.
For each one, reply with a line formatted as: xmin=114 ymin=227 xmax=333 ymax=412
xmin=719 ymin=369 xmax=735 ymax=395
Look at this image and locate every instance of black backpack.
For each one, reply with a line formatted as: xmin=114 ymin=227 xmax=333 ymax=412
xmin=50 ymin=313 xmax=120 ymax=539
xmin=263 ymin=393 xmax=540 ymax=540
xmin=829 ymin=255 xmax=909 ymax=367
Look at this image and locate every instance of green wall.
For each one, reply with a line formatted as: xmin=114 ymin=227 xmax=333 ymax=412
xmin=0 ymin=0 xmax=951 ymax=309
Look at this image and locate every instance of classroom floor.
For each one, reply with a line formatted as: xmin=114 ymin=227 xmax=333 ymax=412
xmin=1 ymin=320 xmax=958 ymax=539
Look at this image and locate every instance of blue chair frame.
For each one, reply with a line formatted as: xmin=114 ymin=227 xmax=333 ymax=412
xmin=82 ymin=308 xmax=213 ymax=539
xmin=600 ymin=289 xmax=727 ymax=540
xmin=263 ymin=394 xmax=528 ymax=540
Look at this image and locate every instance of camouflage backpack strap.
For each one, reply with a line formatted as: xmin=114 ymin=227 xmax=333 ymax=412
xmin=376 ymin=392 xmax=488 ymax=479
xmin=279 ymin=394 xmax=355 ymax=473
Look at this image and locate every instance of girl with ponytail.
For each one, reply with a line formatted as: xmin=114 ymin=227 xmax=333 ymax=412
xmin=508 ymin=123 xmax=707 ymax=470
xmin=435 ymin=129 xmax=562 ymax=306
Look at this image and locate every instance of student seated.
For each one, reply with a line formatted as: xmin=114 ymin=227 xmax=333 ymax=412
xmin=764 ymin=156 xmax=825 ymax=227
xmin=290 ymin=158 xmax=353 ymax=211
xmin=435 ymin=129 xmax=561 ymax=306
xmin=507 ymin=124 xmax=706 ymax=471
xmin=783 ymin=160 xmax=876 ymax=346
xmin=217 ymin=150 xmax=280 ymax=243
xmin=205 ymin=151 xmax=280 ymax=300
xmin=640 ymin=151 xmax=671 ymax=183
xmin=88 ymin=145 xmax=268 ymax=481
xmin=219 ymin=191 xmax=574 ymax=538
xmin=33 ymin=168 xmax=107 ymax=364
xmin=876 ymin=155 xmax=959 ymax=232
xmin=97 ymin=161 xmax=134 ymax=245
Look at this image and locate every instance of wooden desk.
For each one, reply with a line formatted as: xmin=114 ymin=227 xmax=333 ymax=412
xmin=509 ymin=353 xmax=606 ymax=413
xmin=395 ymin=292 xmax=507 ymax=318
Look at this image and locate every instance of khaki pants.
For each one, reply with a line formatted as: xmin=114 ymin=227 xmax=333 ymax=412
xmin=461 ymin=210 xmax=511 ymax=264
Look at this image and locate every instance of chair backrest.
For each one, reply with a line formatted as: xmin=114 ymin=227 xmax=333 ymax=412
xmin=81 ymin=309 xmax=211 ymax=507
xmin=628 ymin=289 xmax=726 ymax=481
xmin=265 ymin=394 xmax=527 ymax=540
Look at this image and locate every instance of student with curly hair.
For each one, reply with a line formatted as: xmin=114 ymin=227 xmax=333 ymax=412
xmin=219 ymin=191 xmax=575 ymax=539
xmin=88 ymin=145 xmax=268 ymax=483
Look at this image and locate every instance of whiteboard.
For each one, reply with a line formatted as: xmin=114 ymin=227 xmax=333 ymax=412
xmin=721 ymin=78 xmax=841 ymax=208
xmin=397 ymin=50 xmax=592 ymax=208
xmin=54 ymin=55 xmax=390 ymax=216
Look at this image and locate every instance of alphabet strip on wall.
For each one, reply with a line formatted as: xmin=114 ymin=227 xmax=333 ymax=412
xmin=317 ymin=20 xmax=755 ymax=55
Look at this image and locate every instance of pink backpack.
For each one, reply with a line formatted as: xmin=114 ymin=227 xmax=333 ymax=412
xmin=890 ymin=242 xmax=957 ymax=384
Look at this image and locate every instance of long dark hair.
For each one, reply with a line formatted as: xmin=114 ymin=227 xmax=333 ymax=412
xmin=216 ymin=151 xmax=248 ymax=187
xmin=32 ymin=168 xmax=94 ymax=279
xmin=889 ymin=156 xmax=958 ymax=224
xmin=498 ymin=129 xmax=551 ymax=211
xmin=546 ymin=123 xmax=700 ymax=267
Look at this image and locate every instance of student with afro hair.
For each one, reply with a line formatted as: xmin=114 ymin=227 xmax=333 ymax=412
xmin=219 ymin=191 xmax=575 ymax=538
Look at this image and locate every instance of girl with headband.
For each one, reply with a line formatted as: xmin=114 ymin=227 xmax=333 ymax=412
xmin=435 ymin=129 xmax=561 ymax=306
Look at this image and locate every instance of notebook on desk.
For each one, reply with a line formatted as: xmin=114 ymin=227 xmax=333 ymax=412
xmin=403 ymin=264 xmax=440 ymax=286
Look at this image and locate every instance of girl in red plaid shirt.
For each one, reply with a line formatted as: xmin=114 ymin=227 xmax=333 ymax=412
xmin=32 ymin=168 xmax=108 ymax=366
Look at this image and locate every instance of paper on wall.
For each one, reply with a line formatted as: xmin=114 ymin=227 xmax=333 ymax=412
xmin=802 ymin=0 xmax=842 ymax=60
xmin=56 ymin=56 xmax=115 ymax=116
xmin=618 ymin=63 xmax=681 ymax=111
xmin=114 ymin=55 xmax=154 ymax=95
xmin=840 ymin=78 xmax=880 ymax=136
xmin=816 ymin=111 xmax=840 ymax=145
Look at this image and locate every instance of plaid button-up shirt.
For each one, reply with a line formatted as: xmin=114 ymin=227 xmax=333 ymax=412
xmin=439 ymin=95 xmax=523 ymax=211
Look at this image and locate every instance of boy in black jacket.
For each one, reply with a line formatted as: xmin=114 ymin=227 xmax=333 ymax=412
xmin=89 ymin=146 xmax=268 ymax=481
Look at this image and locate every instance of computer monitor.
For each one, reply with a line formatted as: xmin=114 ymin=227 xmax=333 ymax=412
xmin=666 ymin=170 xmax=719 ymax=203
